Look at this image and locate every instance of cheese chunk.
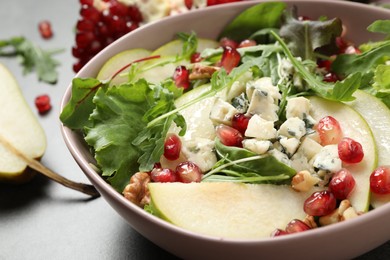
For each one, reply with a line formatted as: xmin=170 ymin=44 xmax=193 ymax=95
xmin=245 ymin=115 xmax=277 ymax=140
xmin=278 ymin=117 xmax=306 ymax=139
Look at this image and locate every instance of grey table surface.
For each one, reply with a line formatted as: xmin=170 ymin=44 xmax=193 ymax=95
xmin=0 ymin=0 xmax=389 ymax=259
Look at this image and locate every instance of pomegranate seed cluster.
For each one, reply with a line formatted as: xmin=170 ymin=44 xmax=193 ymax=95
xmin=72 ymin=0 xmax=143 ymax=72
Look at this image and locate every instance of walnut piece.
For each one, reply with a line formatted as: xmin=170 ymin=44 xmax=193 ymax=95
xmin=122 ymin=172 xmax=151 ymax=207
xmin=291 ymin=170 xmax=320 ymax=192
xmin=189 ymin=64 xmax=220 ymax=80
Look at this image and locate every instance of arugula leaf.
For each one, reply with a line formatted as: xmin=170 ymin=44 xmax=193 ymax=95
xmin=272 ymin=31 xmax=360 ymax=101
xmin=60 ymin=78 xmax=106 ymax=130
xmin=367 ymin=20 xmax=390 ymax=37
xmin=202 ymin=139 xmax=295 ymax=183
xmin=279 ymin=7 xmax=342 ymax=60
xmin=176 ymin=32 xmax=198 ymax=61
xmin=132 ymin=81 xmax=185 ymax=172
xmin=84 ymin=80 xmax=151 ymax=192
xmin=0 ymin=36 xmax=63 ymax=84
xmin=373 ymin=64 xmax=390 ymax=93
xmin=218 ymin=2 xmax=286 ymax=42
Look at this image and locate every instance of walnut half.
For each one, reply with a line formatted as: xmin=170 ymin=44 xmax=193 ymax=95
xmin=123 ymin=172 xmax=151 ymax=207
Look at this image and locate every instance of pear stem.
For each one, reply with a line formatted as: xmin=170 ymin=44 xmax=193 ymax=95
xmin=0 ymin=134 xmax=100 ymax=198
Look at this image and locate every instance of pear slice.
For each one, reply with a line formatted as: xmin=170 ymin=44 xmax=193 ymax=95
xmin=150 ymin=38 xmax=219 ymax=56
xmin=149 ymin=182 xmax=316 ymax=239
xmin=309 ymin=96 xmax=377 ymax=212
xmin=347 ymin=90 xmax=390 ymax=208
xmin=0 ymin=63 xmax=46 ymax=183
xmin=96 ymin=48 xmax=152 ymax=85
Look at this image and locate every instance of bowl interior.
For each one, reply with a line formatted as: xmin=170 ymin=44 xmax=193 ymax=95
xmin=60 ymin=1 xmax=390 ymax=259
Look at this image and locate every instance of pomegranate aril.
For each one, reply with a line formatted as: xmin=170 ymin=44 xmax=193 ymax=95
xmin=304 ymin=190 xmax=337 ymax=216
xmin=76 ymin=19 xmax=95 ymax=32
xmin=219 ymin=37 xmax=238 ymax=49
xmin=173 ymin=65 xmax=190 ymax=89
xmin=316 ymin=116 xmax=343 ymax=146
xmin=80 ymin=6 xmax=101 ymax=22
xmin=150 ymin=168 xmax=179 ymax=183
xmin=271 ymin=229 xmax=288 ymax=237
xmin=80 ymin=0 xmax=93 ymax=6
xmin=232 ymin=113 xmax=251 ymax=135
xmin=191 ymin=52 xmax=202 ymax=63
xmin=370 ymin=166 xmax=390 ymax=195
xmin=76 ymin=31 xmax=95 ymax=49
xmin=35 ymin=94 xmax=52 ymax=114
xmin=216 ymin=125 xmax=243 ymax=147
xmin=238 ymin=39 xmax=256 ymax=48
xmin=285 ymin=219 xmax=311 ymax=233
xmin=109 ymin=0 xmax=128 ymax=16
xmin=207 ymin=0 xmax=242 ymax=6
xmin=220 ymin=46 xmax=241 ymax=74
xmin=329 ymin=168 xmax=356 ymax=200
xmin=38 ymin=21 xmax=53 ymax=39
xmin=338 ymin=137 xmax=364 ymax=164
xmin=185 ymin=0 xmax=193 ymax=9
xmin=176 ymin=161 xmax=203 ymax=183
xmin=323 ymin=72 xmax=339 ymax=83
xmin=317 ymin=59 xmax=332 ymax=71
xmin=164 ymin=134 xmax=182 ymax=161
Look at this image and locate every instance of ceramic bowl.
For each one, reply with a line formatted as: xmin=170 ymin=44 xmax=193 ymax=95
xmin=60 ymin=1 xmax=390 ymax=259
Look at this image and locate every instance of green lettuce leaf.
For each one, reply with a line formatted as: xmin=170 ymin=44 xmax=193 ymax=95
xmin=84 ymin=80 xmax=151 ymax=192
xmin=279 ymin=7 xmax=342 ymax=60
xmin=218 ymin=2 xmax=286 ymax=42
xmin=60 ymin=78 xmax=106 ymax=129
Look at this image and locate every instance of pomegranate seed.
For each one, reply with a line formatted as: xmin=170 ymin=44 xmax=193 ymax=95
xmin=338 ymin=137 xmax=364 ymax=164
xmin=317 ymin=59 xmax=332 ymax=72
xmin=220 ymin=46 xmax=241 ymax=74
xmin=231 ymin=113 xmax=251 ymax=135
xmin=285 ymin=219 xmax=311 ymax=233
xmin=370 ymin=166 xmax=390 ymax=194
xmin=173 ymin=65 xmax=190 ymax=90
xmin=271 ymin=229 xmax=288 ymax=237
xmin=238 ymin=39 xmax=256 ymax=48
xmin=164 ymin=134 xmax=182 ymax=161
xmin=329 ymin=168 xmax=356 ymax=200
xmin=343 ymin=45 xmax=361 ymax=55
xmin=207 ymin=0 xmax=242 ymax=6
xmin=109 ymin=0 xmax=128 ymax=16
xmin=76 ymin=19 xmax=95 ymax=32
xmin=323 ymin=72 xmax=339 ymax=82
xmin=176 ymin=161 xmax=203 ymax=183
xmin=35 ymin=94 xmax=52 ymax=114
xmin=190 ymin=52 xmax=202 ymax=63
xmin=216 ymin=125 xmax=243 ymax=147
xmin=80 ymin=0 xmax=94 ymax=6
xmin=80 ymin=6 xmax=102 ymax=23
xmin=150 ymin=168 xmax=179 ymax=183
xmin=75 ymin=31 xmax=95 ymax=49
xmin=38 ymin=21 xmax=53 ymax=39
xmin=185 ymin=0 xmax=193 ymax=9
xmin=298 ymin=16 xmax=311 ymax=21
xmin=336 ymin=37 xmax=348 ymax=51
xmin=219 ymin=37 xmax=238 ymax=49
xmin=316 ymin=116 xmax=343 ymax=146
xmin=304 ymin=190 xmax=337 ymax=216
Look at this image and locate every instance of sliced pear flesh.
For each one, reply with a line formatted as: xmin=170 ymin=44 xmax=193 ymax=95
xmin=149 ymin=182 xmax=316 ymax=239
xmin=0 ymin=63 xmax=46 ymax=183
xmin=347 ymin=90 xmax=390 ymax=208
xmin=309 ymin=96 xmax=377 ymax=212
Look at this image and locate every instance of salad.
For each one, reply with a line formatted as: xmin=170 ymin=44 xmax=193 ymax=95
xmin=61 ymin=2 xmax=390 ymax=238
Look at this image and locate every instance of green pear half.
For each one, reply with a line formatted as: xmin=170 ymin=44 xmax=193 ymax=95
xmin=0 ymin=63 xmax=46 ymax=183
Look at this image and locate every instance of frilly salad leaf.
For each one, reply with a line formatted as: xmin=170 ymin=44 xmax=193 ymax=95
xmin=218 ymin=2 xmax=286 ymax=42
xmin=202 ymin=139 xmax=294 ymax=183
xmin=84 ymin=80 xmax=151 ymax=192
xmin=60 ymin=78 xmax=106 ymax=130
xmin=279 ymin=7 xmax=342 ymax=60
